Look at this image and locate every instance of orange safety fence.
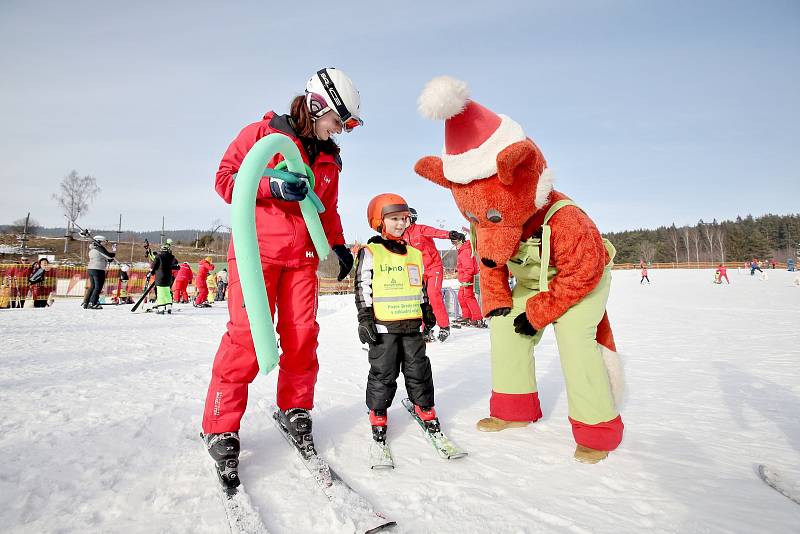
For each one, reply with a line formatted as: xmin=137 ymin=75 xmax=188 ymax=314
xmin=0 ymin=263 xmax=153 ymax=299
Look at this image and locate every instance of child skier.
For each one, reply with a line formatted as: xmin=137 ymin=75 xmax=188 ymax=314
xmin=640 ymin=266 xmax=650 ymax=284
xmin=194 ymin=256 xmax=215 ymax=307
xmin=355 ymin=193 xmax=441 ymax=446
xmin=173 ymin=262 xmax=193 ymax=303
xmin=715 ymin=264 xmax=729 ymax=284
xmin=149 ymin=241 xmax=179 ymax=314
xmin=452 ymin=233 xmax=485 ymax=327
xmin=403 ymin=208 xmax=465 ymax=342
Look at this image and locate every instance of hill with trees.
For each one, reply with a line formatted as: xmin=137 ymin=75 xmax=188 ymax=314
xmin=603 ymin=213 xmax=800 ymax=264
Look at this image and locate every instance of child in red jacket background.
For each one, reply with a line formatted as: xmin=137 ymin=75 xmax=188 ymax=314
xmin=452 ymin=233 xmax=485 ymax=327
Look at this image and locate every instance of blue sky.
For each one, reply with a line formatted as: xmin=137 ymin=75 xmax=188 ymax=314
xmin=1 ymin=1 xmax=798 ymax=242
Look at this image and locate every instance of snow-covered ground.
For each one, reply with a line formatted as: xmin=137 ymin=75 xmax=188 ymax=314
xmin=1 ymin=268 xmax=798 ymax=533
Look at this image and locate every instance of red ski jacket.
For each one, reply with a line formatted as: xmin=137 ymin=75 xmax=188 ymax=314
xmin=215 ymin=111 xmax=346 ymax=267
xmin=197 ymin=259 xmax=215 ymax=281
xmin=402 ymin=223 xmax=450 ymax=273
xmin=456 ymin=240 xmax=479 ymax=283
xmin=175 ymin=263 xmax=193 ymax=283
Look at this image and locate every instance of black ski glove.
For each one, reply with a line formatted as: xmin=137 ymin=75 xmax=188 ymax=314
xmin=421 ymin=303 xmax=437 ymax=329
xmin=486 ymin=307 xmax=511 ymax=317
xmin=448 ymin=230 xmax=466 ymax=242
xmin=358 ymin=308 xmax=379 ymax=345
xmin=513 ymin=312 xmax=538 ymax=336
xmin=269 ymin=173 xmax=309 ymax=202
xmin=332 ymin=244 xmax=354 ymax=281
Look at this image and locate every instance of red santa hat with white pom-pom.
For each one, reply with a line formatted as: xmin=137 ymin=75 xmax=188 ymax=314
xmin=417 ymin=76 xmax=528 ymax=184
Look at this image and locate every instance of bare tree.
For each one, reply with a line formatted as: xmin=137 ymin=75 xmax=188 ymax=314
xmin=10 ymin=216 xmax=41 ymax=236
xmin=700 ymin=219 xmax=716 ymax=263
xmin=638 ymin=240 xmax=656 ymax=265
xmin=682 ymin=226 xmax=691 ymax=264
xmin=715 ymin=226 xmax=726 ymax=263
xmin=52 ymin=170 xmax=101 ymax=235
xmin=667 ymin=224 xmax=680 ymax=264
xmin=689 ymin=226 xmax=701 ymax=262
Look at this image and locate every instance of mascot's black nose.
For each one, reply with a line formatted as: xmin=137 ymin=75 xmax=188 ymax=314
xmin=481 ymin=258 xmax=497 ymax=268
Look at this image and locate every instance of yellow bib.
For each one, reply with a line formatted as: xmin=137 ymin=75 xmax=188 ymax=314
xmin=367 ymin=243 xmax=424 ymax=322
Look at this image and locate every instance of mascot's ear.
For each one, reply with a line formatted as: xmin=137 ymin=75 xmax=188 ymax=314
xmin=496 ymin=140 xmax=539 ymax=186
xmin=414 ymin=156 xmax=451 ymax=190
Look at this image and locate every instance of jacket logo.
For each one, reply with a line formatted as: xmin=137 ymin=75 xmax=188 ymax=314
xmin=306 ymin=251 xmax=314 ymax=258
xmin=379 ymin=264 xmax=404 ymax=273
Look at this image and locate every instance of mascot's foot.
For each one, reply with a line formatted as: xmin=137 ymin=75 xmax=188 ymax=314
xmin=574 ymin=445 xmax=609 ymax=464
xmin=476 ymin=417 xmax=530 ymax=432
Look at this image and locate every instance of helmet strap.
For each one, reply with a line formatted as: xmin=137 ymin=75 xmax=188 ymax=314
xmin=316 ymin=68 xmax=353 ymax=122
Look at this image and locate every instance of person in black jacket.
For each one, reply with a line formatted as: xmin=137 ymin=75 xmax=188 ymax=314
xmin=149 ymin=241 xmax=179 ymax=314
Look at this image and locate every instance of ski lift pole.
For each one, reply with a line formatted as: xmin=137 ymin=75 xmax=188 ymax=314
xmin=231 ymin=133 xmax=329 ymax=375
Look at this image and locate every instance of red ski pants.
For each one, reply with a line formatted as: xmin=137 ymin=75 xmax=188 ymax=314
xmin=195 ymin=278 xmax=209 ymax=305
xmin=172 ymin=280 xmax=189 ymax=302
xmin=457 ymin=284 xmax=482 ymax=320
xmin=202 ymin=259 xmax=320 ymax=434
xmin=424 ymin=268 xmax=449 ymax=328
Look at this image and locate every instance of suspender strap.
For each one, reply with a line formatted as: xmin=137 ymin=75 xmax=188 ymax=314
xmin=539 ymin=200 xmax=577 ymax=292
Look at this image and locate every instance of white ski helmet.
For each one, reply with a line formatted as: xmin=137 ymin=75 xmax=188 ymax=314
xmin=94 ymin=235 xmax=107 ymax=242
xmin=305 ymin=68 xmax=362 ymax=132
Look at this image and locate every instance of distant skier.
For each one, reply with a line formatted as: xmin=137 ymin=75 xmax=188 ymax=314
xmin=83 ymin=236 xmax=116 ymax=309
xmin=149 ymin=241 xmax=179 ymax=314
xmin=355 ymin=193 xmax=442 ymax=445
xmin=715 ymin=264 xmax=730 ymax=284
xmin=750 ymin=258 xmax=763 ymax=276
xmin=215 ymin=268 xmax=228 ymax=302
xmin=403 ymin=207 xmax=465 ymax=342
xmin=10 ymin=257 xmax=29 ymax=308
xmin=27 ymin=258 xmax=54 ymax=308
xmin=116 ymin=263 xmax=133 ymax=304
xmin=640 ymin=266 xmax=650 ymax=284
xmin=452 ymin=233 xmax=485 ymax=327
xmin=194 ymin=257 xmax=215 ymax=308
xmin=172 ymin=262 xmax=193 ymax=303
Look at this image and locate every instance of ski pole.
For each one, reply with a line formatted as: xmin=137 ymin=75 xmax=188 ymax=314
xmin=231 ymin=133 xmax=330 ymax=375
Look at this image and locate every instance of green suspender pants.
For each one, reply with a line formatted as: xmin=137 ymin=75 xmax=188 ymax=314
xmin=487 ymin=200 xmax=624 ymax=451
xmin=156 ymin=285 xmax=173 ymax=306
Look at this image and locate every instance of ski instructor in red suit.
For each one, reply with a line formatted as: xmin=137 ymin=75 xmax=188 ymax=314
xmin=403 ymin=208 xmax=465 ymax=342
xmin=201 ymin=68 xmax=361 ymax=491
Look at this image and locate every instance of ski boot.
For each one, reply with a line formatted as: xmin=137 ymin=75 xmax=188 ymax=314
xmin=276 ymin=408 xmax=316 ymax=459
xmin=202 ymin=431 xmax=240 ymax=494
xmin=370 ymin=409 xmax=388 ymax=443
xmin=423 ymin=326 xmax=436 ymax=343
xmin=437 ymin=326 xmax=451 ymax=342
xmin=414 ymin=405 xmax=441 ymax=434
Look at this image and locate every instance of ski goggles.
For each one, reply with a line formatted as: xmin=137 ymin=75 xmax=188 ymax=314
xmin=306 ymin=93 xmax=362 ymax=132
xmin=339 ymin=113 xmax=362 ymax=133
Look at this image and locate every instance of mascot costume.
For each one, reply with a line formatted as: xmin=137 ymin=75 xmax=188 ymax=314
xmin=414 ymin=76 xmax=624 ymax=463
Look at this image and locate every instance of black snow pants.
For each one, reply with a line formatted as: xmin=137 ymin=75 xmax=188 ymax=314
xmin=84 ymin=269 xmax=106 ymax=306
xmin=366 ymin=332 xmax=434 ymax=411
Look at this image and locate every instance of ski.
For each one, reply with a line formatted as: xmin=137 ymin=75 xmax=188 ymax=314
xmin=145 ymin=303 xmax=178 ymax=314
xmin=199 ymin=433 xmax=271 ymax=534
xmin=758 ymin=464 xmax=800 ymax=505
xmin=263 ymin=402 xmax=396 ymax=533
xmin=368 ymin=440 xmax=395 ymax=470
xmin=401 ymin=398 xmax=468 ymax=460
xmin=131 ymin=280 xmax=157 ymax=312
